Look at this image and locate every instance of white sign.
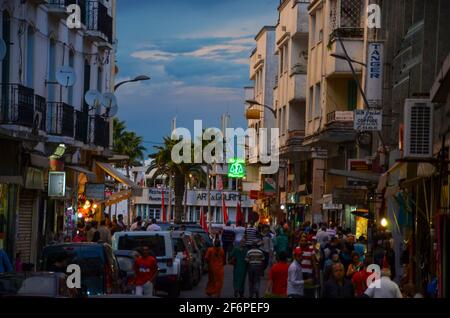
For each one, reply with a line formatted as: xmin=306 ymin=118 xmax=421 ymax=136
xmin=366 ymin=43 xmax=383 ymax=108
xmin=311 ymin=148 xmax=328 ymax=159
xmin=354 ymin=110 xmax=382 ymax=131
xmin=48 ymin=172 xmax=66 ymax=197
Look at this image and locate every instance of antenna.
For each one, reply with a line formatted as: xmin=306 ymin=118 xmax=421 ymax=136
xmin=84 ymin=90 xmax=102 ymax=111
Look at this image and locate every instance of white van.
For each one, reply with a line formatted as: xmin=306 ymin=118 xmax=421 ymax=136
xmin=112 ymin=231 xmax=181 ymax=297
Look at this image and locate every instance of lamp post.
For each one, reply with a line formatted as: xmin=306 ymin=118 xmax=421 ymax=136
xmin=114 ymin=75 xmax=151 ymax=92
xmin=245 ymin=99 xmax=277 ymax=118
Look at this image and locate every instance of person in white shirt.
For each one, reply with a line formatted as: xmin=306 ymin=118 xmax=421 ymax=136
xmin=130 ymin=216 xmax=142 ymax=231
xmin=234 ymin=221 xmax=246 ymax=247
xmin=147 ymin=218 xmax=162 ymax=231
xmin=287 ymin=247 xmax=313 ymax=298
xmin=365 ymin=268 xmax=403 ymax=298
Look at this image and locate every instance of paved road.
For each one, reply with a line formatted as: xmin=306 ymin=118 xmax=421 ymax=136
xmin=180 ymin=265 xmax=269 ymax=298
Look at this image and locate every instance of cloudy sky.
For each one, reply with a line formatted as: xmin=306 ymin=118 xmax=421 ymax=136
xmin=115 ymin=0 xmax=279 ymax=154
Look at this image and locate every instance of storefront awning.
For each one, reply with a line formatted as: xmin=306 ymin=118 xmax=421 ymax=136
xmin=328 ymin=169 xmax=380 ymax=182
xmin=98 ymin=189 xmax=132 ymax=207
xmin=96 ymin=162 xmax=137 ymax=188
xmin=66 ymin=165 xmax=96 ymax=181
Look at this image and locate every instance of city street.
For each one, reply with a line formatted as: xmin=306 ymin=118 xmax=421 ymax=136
xmin=179 ymin=265 xmax=269 ymax=299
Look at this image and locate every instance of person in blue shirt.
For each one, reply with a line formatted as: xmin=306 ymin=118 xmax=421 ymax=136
xmin=0 ymin=249 xmax=13 ymax=273
xmin=354 ymin=236 xmax=366 ymax=263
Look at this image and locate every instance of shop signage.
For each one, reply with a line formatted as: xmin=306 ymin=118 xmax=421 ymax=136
xmin=354 ymin=110 xmax=382 ymax=131
xmin=366 ymin=43 xmax=384 ymax=108
xmin=348 ymin=159 xmax=373 ymax=187
xmin=264 ymin=178 xmax=276 ymax=194
xmin=228 ymin=158 xmax=246 ymax=178
xmin=311 ymin=148 xmax=328 ymax=159
xmin=332 ymin=188 xmax=367 ymax=205
xmin=85 ymin=183 xmax=106 ymax=201
xmin=48 ymin=172 xmax=66 ymax=197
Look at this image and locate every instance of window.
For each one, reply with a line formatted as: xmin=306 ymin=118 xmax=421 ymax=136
xmin=96 ymin=67 xmax=102 ymax=114
xmin=279 ymin=47 xmax=284 ymax=75
xmin=1 ymin=11 xmax=11 ymax=85
xmin=310 ymin=14 xmax=316 ymax=47
xmin=314 ymin=83 xmax=321 ymax=117
xmin=26 ymin=26 xmax=34 ymax=88
xmin=283 ymin=44 xmax=289 ymax=72
xmin=83 ymin=60 xmax=91 ymax=112
xmin=347 ymin=80 xmax=357 ymax=110
xmin=68 ymin=51 xmax=75 ymax=106
xmin=308 ymin=86 xmax=314 ymax=120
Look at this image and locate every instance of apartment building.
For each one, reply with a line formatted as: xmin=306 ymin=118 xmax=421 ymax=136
xmin=0 ymin=0 xmax=116 ymax=266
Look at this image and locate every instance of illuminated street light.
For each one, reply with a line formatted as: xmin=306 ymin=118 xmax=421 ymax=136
xmin=280 ymin=204 xmax=286 ymax=211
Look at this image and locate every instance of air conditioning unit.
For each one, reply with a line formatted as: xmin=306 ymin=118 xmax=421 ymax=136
xmin=403 ymin=99 xmax=434 ymax=159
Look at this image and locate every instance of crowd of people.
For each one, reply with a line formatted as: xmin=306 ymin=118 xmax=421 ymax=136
xmin=203 ymin=220 xmax=424 ymax=299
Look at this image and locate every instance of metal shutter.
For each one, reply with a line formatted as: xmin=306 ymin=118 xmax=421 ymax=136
xmin=16 ymin=190 xmax=35 ymax=263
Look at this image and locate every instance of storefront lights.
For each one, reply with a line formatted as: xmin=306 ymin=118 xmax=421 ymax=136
xmin=280 ymin=204 xmax=286 ymax=211
xmin=381 ymin=217 xmax=388 ymax=228
xmin=77 ymin=212 xmax=83 ymax=219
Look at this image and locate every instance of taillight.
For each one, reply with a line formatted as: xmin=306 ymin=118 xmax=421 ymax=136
xmin=167 ymin=258 xmax=173 ymax=267
xmin=104 ymin=265 xmax=113 ymax=294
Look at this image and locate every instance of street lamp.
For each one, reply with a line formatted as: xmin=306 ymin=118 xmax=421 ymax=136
xmin=245 ymin=99 xmax=277 ymax=118
xmin=114 ymin=75 xmax=151 ymax=92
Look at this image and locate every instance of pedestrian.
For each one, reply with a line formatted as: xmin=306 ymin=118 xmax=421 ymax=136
xmin=339 ymin=242 xmax=353 ymax=271
xmin=0 ymin=249 xmax=13 ymax=273
xmin=260 ymin=224 xmax=274 ymax=272
xmin=316 ymin=224 xmax=329 ymax=247
xmin=265 ymin=251 xmax=289 ymax=297
xmin=323 ymin=251 xmax=341 ymax=282
xmin=353 ymin=236 xmax=366 ymax=263
xmin=133 ymin=245 xmax=158 ymax=296
xmin=298 ymin=234 xmax=319 ymax=298
xmin=364 ymin=268 xmax=402 ymax=298
xmin=244 ymin=221 xmax=260 ymax=248
xmin=130 ymin=216 xmax=142 ymax=231
xmin=287 ymin=247 xmax=313 ymax=298
xmin=73 ymin=223 xmax=87 ymax=243
xmin=274 ymin=228 xmax=289 ymax=258
xmin=228 ymin=239 xmax=247 ymax=298
xmin=146 ymin=218 xmax=161 ymax=231
xmin=352 ymin=256 xmax=371 ymax=297
xmin=346 ymin=251 xmax=364 ymax=279
xmin=323 ymin=263 xmax=354 ymax=298
xmin=98 ymin=219 xmax=112 ymax=245
xmin=86 ymin=221 xmax=98 ymax=242
xmin=47 ymin=251 xmax=70 ymax=273
xmin=205 ymin=239 xmax=225 ymax=298
xmin=234 ymin=221 xmax=246 ymax=247
xmin=245 ymin=243 xmax=264 ymax=298
xmin=221 ymin=221 xmax=236 ymax=259
xmin=117 ymin=214 xmax=127 ymax=231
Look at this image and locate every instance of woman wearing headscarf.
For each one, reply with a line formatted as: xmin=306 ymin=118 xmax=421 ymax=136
xmin=205 ymin=239 xmax=226 ymax=297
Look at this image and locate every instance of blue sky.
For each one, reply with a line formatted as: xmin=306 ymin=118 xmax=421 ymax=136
xmin=115 ymin=0 xmax=279 ymax=154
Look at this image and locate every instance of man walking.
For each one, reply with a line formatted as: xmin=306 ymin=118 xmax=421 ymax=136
xmin=323 ymin=263 xmax=354 ymax=298
xmin=221 ymin=221 xmax=235 ymax=259
xmin=133 ymin=245 xmax=158 ymax=296
xmin=245 ymin=243 xmax=265 ymax=298
xmin=265 ymin=251 xmax=289 ymax=297
xmin=364 ymin=268 xmax=403 ymax=298
xmin=146 ymin=218 xmax=161 ymax=231
xmin=287 ymin=247 xmax=313 ymax=298
xmin=98 ymin=219 xmax=112 ymax=245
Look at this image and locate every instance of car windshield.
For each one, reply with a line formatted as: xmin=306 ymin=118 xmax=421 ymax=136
xmin=0 ymin=275 xmax=56 ymax=296
xmin=117 ymin=235 xmax=166 ymax=256
xmin=116 ymin=256 xmax=135 ymax=272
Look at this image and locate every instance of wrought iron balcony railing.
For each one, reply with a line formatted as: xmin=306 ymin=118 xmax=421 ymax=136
xmin=0 ymin=84 xmax=35 ymax=127
xmin=34 ymin=94 xmax=47 ymax=131
xmin=75 ymin=110 xmax=89 ymax=143
xmin=329 ymin=0 xmax=364 ymax=40
xmin=47 ymin=102 xmax=75 ymax=138
xmin=89 ymin=114 xmax=109 ymax=148
xmin=86 ymin=0 xmax=113 ymax=44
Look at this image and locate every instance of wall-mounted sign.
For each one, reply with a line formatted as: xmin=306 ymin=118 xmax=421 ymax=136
xmin=354 ymin=110 xmax=382 ymax=131
xmin=332 ymin=188 xmax=367 ymax=205
xmin=311 ymin=148 xmax=328 ymax=159
xmin=228 ymin=158 xmax=246 ymax=178
xmin=347 ymin=159 xmax=373 ymax=186
xmin=366 ymin=43 xmax=384 ymax=108
xmin=48 ymin=172 xmax=66 ymax=197
xmin=85 ymin=183 xmax=106 ymax=201
xmin=263 ymin=178 xmax=276 ymax=194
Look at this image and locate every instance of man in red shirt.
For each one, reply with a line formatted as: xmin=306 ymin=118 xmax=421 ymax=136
xmin=265 ymin=251 xmax=289 ymax=297
xmin=134 ymin=245 xmax=158 ymax=296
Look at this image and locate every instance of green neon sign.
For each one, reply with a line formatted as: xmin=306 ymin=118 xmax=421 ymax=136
xmin=228 ymin=158 xmax=246 ymax=178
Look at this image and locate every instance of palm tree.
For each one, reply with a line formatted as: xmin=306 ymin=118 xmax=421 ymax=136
xmin=113 ymin=118 xmax=146 ymax=177
xmin=147 ymin=136 xmax=209 ymax=223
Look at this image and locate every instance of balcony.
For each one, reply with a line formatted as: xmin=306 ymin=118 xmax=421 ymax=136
xmin=321 ymin=110 xmax=356 ymax=142
xmin=47 ymin=0 xmax=86 ymax=25
xmin=0 ymin=84 xmax=34 ymax=128
xmin=75 ymin=110 xmax=89 ymax=143
xmin=90 ymin=114 xmax=109 ymax=148
xmin=85 ymin=0 xmax=113 ymax=46
xmin=35 ymin=95 xmax=47 ymax=131
xmin=329 ymin=0 xmax=364 ymax=40
xmin=288 ymin=64 xmax=307 ymax=102
xmin=280 ymin=130 xmax=307 ymax=155
xmin=47 ymin=102 xmax=75 ymax=138
xmin=293 ymin=0 xmax=309 ymax=38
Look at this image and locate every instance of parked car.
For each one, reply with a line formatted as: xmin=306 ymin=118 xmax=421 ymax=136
xmin=40 ymin=243 xmax=124 ymax=296
xmin=114 ymin=250 xmax=140 ymax=294
xmin=0 ymin=272 xmax=79 ymax=298
xmin=171 ymin=231 xmax=203 ymax=290
xmin=112 ymin=231 xmax=181 ymax=297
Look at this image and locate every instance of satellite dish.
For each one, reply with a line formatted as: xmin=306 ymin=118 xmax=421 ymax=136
xmin=101 ymin=92 xmax=118 ymax=108
xmin=107 ymin=104 xmax=118 ymax=117
xmin=0 ymin=39 xmax=6 ymax=61
xmin=56 ymin=66 xmax=76 ymax=87
xmin=84 ymin=90 xmax=101 ymax=108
